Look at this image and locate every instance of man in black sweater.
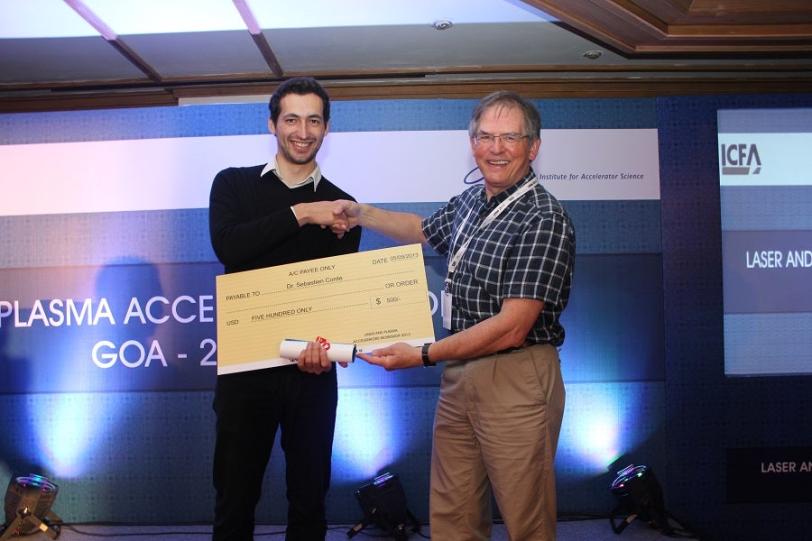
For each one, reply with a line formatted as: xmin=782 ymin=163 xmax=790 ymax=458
xmin=208 ymin=77 xmax=361 ymax=541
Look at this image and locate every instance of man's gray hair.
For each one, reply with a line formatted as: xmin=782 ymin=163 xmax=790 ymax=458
xmin=468 ymin=91 xmax=542 ymax=141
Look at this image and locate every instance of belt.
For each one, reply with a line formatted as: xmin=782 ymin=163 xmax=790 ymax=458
xmin=449 ymin=330 xmax=539 ymax=355
xmin=496 ymin=341 xmax=532 ymax=355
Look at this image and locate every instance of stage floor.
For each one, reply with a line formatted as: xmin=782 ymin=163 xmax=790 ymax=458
xmin=52 ymin=518 xmax=671 ymax=540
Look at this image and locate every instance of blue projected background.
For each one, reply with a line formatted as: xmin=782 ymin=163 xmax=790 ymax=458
xmin=718 ymin=108 xmax=812 ymax=376
xmin=3 ymin=97 xmax=661 ymax=525
xmin=659 ymin=94 xmax=812 ymax=541
xmin=6 ymin=94 xmax=811 ymax=541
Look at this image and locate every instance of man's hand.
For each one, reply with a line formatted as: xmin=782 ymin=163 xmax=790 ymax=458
xmin=296 ymin=340 xmax=332 ymax=375
xmin=357 ymin=342 xmax=421 ymax=371
xmin=293 ymin=201 xmax=350 ymax=231
xmin=328 ymin=201 xmax=427 ymax=245
xmin=329 ymin=200 xmax=361 ymax=238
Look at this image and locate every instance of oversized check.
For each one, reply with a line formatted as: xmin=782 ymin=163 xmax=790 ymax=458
xmin=215 ymin=244 xmax=435 ymax=375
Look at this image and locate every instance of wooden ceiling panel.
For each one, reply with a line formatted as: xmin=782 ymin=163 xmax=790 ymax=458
xmin=527 ymin=0 xmax=812 ymax=53
xmin=685 ymin=0 xmax=812 ymax=21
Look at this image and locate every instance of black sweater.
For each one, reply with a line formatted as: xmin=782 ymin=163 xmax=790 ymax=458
xmin=209 ymin=164 xmax=362 ymax=274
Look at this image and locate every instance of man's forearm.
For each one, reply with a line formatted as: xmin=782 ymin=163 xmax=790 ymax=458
xmin=430 ymin=315 xmax=522 ymax=362
xmin=428 ymin=298 xmax=544 ymax=363
xmin=356 ymin=203 xmax=426 ymax=244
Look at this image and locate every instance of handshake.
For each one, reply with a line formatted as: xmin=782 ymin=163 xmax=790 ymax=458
xmin=295 ymin=199 xmax=361 ymax=238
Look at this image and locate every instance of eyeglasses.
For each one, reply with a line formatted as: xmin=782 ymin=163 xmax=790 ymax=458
xmin=472 ymin=132 xmax=529 ymax=147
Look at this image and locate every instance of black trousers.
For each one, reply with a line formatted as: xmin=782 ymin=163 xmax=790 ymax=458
xmin=212 ymin=366 xmax=338 ymax=541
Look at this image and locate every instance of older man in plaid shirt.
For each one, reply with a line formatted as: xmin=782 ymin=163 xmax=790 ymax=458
xmin=333 ymin=91 xmax=575 ymax=541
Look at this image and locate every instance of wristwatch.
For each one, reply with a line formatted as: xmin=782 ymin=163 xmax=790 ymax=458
xmin=421 ymin=342 xmax=436 ymax=367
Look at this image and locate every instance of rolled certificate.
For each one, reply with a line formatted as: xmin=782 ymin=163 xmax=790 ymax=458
xmin=279 ymin=338 xmax=356 ymax=363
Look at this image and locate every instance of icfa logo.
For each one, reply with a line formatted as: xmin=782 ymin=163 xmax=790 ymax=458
xmin=720 ymin=143 xmax=761 ymax=175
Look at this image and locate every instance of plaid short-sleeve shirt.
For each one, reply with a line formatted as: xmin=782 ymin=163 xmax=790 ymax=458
xmin=422 ymin=170 xmax=575 ymax=346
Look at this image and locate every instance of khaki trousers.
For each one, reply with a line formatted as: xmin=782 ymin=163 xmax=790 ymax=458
xmin=429 ymin=344 xmax=565 ymax=541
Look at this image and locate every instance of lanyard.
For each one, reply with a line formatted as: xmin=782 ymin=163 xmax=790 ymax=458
xmin=446 ymin=175 xmax=537 ymax=278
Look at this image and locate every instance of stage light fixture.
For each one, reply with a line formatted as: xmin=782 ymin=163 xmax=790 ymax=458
xmin=0 ymin=474 xmax=62 ymax=540
xmin=609 ymin=464 xmax=670 ymax=535
xmin=347 ymin=472 xmax=420 ymax=540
